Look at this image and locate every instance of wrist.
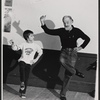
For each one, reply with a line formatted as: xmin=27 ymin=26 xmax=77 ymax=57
xmin=41 ymin=21 xmax=45 ymax=26
xmin=79 ymin=46 xmax=83 ymax=49
xmin=33 ymin=59 xmax=37 ymax=63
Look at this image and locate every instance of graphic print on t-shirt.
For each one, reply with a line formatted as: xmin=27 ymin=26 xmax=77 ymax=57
xmin=25 ymin=48 xmax=33 ymax=55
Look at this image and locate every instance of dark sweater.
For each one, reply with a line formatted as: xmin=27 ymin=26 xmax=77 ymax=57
xmin=41 ymin=25 xmax=90 ymax=49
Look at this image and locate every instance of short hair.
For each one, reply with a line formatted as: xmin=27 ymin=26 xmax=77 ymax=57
xmin=62 ymin=15 xmax=73 ymax=22
xmin=23 ymin=30 xmax=34 ymax=40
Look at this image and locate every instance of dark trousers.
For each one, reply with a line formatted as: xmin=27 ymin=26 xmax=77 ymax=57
xmin=60 ymin=48 xmax=77 ymax=96
xmin=19 ymin=61 xmax=31 ymax=94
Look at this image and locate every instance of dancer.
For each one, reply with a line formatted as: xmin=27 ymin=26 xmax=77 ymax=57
xmin=40 ymin=15 xmax=90 ymax=100
xmin=9 ymin=30 xmax=43 ymax=98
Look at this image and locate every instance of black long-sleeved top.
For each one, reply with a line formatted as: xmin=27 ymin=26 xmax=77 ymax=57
xmin=41 ymin=24 xmax=90 ymax=49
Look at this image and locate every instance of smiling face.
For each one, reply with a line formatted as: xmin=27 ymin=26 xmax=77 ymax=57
xmin=62 ymin=16 xmax=73 ymax=28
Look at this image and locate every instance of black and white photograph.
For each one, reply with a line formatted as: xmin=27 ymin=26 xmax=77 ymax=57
xmin=2 ymin=0 xmax=98 ymax=100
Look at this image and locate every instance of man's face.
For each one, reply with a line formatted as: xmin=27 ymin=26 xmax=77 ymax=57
xmin=63 ymin=17 xmax=73 ymax=28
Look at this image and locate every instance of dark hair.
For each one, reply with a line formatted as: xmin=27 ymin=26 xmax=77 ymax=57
xmin=23 ymin=30 xmax=34 ymax=41
xmin=62 ymin=15 xmax=73 ymax=22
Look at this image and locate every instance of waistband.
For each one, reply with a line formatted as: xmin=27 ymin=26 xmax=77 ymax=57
xmin=61 ymin=48 xmax=74 ymax=51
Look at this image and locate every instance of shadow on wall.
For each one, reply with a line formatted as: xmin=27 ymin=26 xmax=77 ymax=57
xmin=3 ymin=20 xmax=62 ymax=89
xmin=12 ymin=20 xmax=23 ymax=36
xmin=32 ymin=49 xmax=63 ymax=89
xmin=12 ymin=20 xmax=61 ymax=50
xmin=3 ymin=37 xmax=8 ymax=45
xmin=3 ymin=45 xmax=63 ymax=89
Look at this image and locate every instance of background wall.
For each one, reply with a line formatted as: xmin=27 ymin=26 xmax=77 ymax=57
xmin=3 ymin=0 xmax=98 ymax=54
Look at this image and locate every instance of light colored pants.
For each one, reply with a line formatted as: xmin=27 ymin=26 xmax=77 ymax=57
xmin=60 ymin=48 xmax=77 ymax=96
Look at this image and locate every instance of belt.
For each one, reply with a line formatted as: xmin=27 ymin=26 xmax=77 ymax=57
xmin=62 ymin=48 xmax=74 ymax=51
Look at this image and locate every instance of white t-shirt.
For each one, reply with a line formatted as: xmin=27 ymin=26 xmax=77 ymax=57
xmin=14 ymin=42 xmax=42 ymax=65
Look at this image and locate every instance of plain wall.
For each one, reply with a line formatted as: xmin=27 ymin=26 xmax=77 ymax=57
xmin=3 ymin=0 xmax=98 ymax=54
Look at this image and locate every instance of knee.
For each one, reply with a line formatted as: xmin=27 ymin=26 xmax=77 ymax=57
xmin=71 ymin=69 xmax=76 ymax=75
xmin=60 ymin=57 xmax=65 ymax=64
xmin=69 ymin=68 xmax=76 ymax=76
xmin=65 ymin=69 xmax=76 ymax=76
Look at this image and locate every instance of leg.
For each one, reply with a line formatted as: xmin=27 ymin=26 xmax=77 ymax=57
xmin=59 ymin=50 xmax=77 ymax=76
xmin=60 ymin=69 xmax=74 ymax=100
xmin=60 ymin=72 xmax=72 ymax=96
xmin=60 ymin=50 xmax=84 ymax=78
xmin=19 ymin=61 xmax=31 ymax=97
xmin=71 ymin=50 xmax=84 ymax=78
xmin=23 ymin=64 xmax=31 ymax=93
xmin=19 ymin=61 xmax=26 ymax=83
xmin=19 ymin=61 xmax=26 ymax=98
xmin=59 ymin=49 xmax=77 ymax=100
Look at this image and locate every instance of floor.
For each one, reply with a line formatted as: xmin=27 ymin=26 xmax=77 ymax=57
xmin=3 ymin=84 xmax=94 ymax=100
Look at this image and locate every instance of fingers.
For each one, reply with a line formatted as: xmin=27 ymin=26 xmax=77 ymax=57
xmin=9 ymin=39 xmax=14 ymax=45
xmin=74 ymin=47 xmax=82 ymax=52
xmin=73 ymin=47 xmax=77 ymax=51
xmin=40 ymin=15 xmax=46 ymax=25
xmin=40 ymin=15 xmax=46 ymax=20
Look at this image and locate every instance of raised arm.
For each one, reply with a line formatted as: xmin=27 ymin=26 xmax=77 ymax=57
xmin=40 ymin=15 xmax=46 ymax=26
xmin=40 ymin=15 xmax=61 ymax=35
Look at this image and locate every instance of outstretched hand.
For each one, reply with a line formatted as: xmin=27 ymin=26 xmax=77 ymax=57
xmin=9 ymin=39 xmax=14 ymax=45
xmin=40 ymin=15 xmax=46 ymax=21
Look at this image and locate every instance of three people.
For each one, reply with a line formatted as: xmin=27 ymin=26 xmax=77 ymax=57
xmin=40 ymin=15 xmax=90 ymax=100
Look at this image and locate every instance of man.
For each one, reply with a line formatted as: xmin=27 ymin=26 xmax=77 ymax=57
xmin=40 ymin=15 xmax=90 ymax=100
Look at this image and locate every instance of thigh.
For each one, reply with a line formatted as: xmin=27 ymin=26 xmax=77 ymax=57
xmin=60 ymin=49 xmax=77 ymax=75
xmin=19 ymin=61 xmax=26 ymax=73
xmin=25 ymin=64 xmax=31 ymax=73
xmin=70 ymin=50 xmax=77 ymax=67
xmin=60 ymin=49 xmax=74 ymax=67
xmin=25 ymin=64 xmax=31 ymax=78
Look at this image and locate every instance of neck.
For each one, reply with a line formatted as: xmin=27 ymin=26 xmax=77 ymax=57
xmin=65 ymin=26 xmax=73 ymax=31
xmin=27 ymin=40 xmax=34 ymax=43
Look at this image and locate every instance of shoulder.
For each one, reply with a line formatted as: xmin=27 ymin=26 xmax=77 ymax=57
xmin=73 ymin=26 xmax=84 ymax=33
xmin=21 ymin=42 xmax=28 ymax=46
xmin=33 ymin=43 xmax=41 ymax=47
xmin=57 ymin=27 xmax=65 ymax=32
xmin=73 ymin=26 xmax=81 ymax=31
xmin=59 ymin=27 xmax=65 ymax=30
